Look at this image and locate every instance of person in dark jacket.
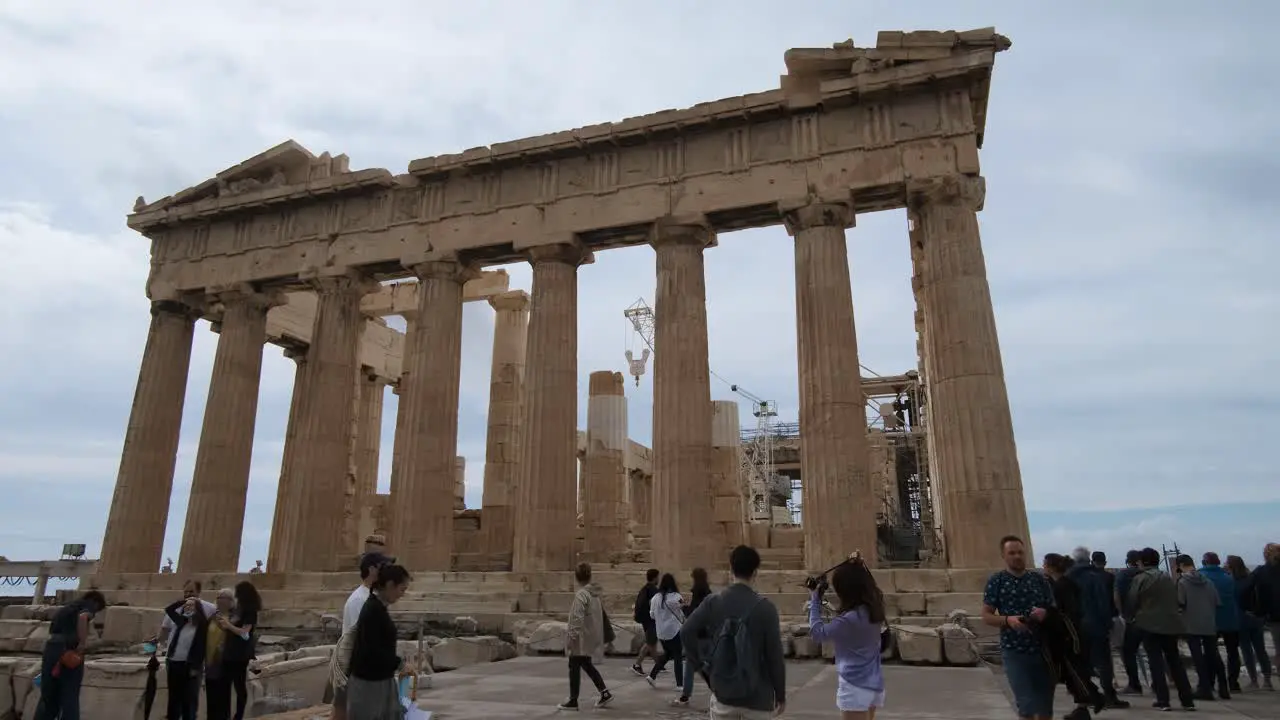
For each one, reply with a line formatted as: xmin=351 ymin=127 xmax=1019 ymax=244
xmin=673 ymin=567 xmax=713 ymax=707
xmin=1176 ymin=554 xmax=1229 ymax=700
xmin=1044 ymin=554 xmax=1105 ymax=720
xmin=347 ymin=564 xmax=415 ymax=720
xmin=1249 ymin=544 xmax=1280 ymax=669
xmin=1114 ymin=549 xmax=1145 ymax=695
xmin=1227 ymin=554 xmax=1275 ymax=690
xmin=630 ymin=568 xmax=660 ymax=677
xmin=1130 ymin=547 xmax=1195 ymax=710
xmin=1066 ymin=548 xmax=1127 ymax=707
xmin=212 ymin=582 xmax=260 ymax=720
xmin=1198 ymin=552 xmax=1242 ymax=693
xmin=164 ymin=594 xmax=210 ymax=720
xmin=33 ymin=591 xmax=106 ymax=720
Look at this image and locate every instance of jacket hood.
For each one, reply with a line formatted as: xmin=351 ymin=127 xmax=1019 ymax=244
xmin=1180 ymin=571 xmax=1208 ymax=587
xmin=582 ymin=583 xmax=603 ymax=596
xmin=1199 ymin=565 xmax=1227 ymax=578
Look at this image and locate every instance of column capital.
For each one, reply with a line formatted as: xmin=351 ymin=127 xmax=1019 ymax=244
xmin=488 ymin=289 xmax=530 ymax=313
xmin=526 ymin=242 xmax=591 ymax=266
xmin=781 ymin=202 xmax=854 ymax=235
xmin=411 ymin=259 xmax=481 ymax=284
xmin=304 ymin=270 xmax=381 ymax=297
xmin=648 ymin=216 xmax=714 ymax=249
xmin=907 ymin=175 xmax=986 ymax=212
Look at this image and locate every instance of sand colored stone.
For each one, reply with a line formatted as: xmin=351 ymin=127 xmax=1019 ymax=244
xmin=267 ymin=348 xmax=307 ymax=571
xmin=179 ymin=288 xmax=279 ymax=572
xmin=908 ymin=176 xmax=1030 ymax=567
xmin=710 ymin=400 xmax=746 ymax=551
xmin=480 ymin=291 xmax=529 ymax=558
xmin=581 ymin=371 xmax=628 ymax=560
xmin=392 ymin=262 xmax=471 ymax=571
xmin=99 ymin=302 xmax=199 ymax=574
xmin=512 ymin=244 xmax=588 ymax=572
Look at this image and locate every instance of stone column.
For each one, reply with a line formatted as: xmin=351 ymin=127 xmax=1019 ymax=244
xmin=783 ymin=201 xmax=877 ymax=570
xmin=351 ymin=369 xmax=385 ymax=552
xmin=454 ymin=456 xmax=467 ymax=510
xmin=391 ymin=261 xmax=470 ymax=571
xmin=581 ymin=371 xmax=628 ymax=560
xmin=908 ymin=223 xmax=942 ymax=558
xmin=179 ymin=288 xmax=277 ymax=573
xmin=286 ymin=273 xmax=372 ymax=571
xmin=908 ymin=175 xmax=1030 ymax=567
xmin=385 ymin=312 xmax=416 ymax=553
xmin=480 ymin=291 xmax=529 ymax=559
xmin=650 ymin=219 xmax=717 ymax=571
xmin=710 ymin=400 xmax=746 ymax=551
xmin=99 ymin=301 xmax=199 ymax=574
xmin=267 ymin=347 xmax=307 ymax=572
xmin=511 ymin=243 xmax=587 ymax=572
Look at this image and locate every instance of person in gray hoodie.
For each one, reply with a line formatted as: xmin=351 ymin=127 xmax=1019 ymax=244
xmin=1130 ymin=547 xmax=1195 ymax=710
xmin=1177 ymin=555 xmax=1230 ymax=700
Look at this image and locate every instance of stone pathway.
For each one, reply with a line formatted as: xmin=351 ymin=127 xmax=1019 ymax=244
xmin=256 ymin=656 xmax=1280 ymax=719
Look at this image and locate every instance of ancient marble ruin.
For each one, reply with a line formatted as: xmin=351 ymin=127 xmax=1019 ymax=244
xmin=96 ymin=29 xmax=1028 ymax=584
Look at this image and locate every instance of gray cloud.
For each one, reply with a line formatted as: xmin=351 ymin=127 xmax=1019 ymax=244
xmin=1 ymin=1 xmax=1276 ymax=568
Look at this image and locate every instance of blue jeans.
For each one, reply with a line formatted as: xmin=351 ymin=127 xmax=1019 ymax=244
xmin=1003 ymin=648 xmax=1054 ymax=718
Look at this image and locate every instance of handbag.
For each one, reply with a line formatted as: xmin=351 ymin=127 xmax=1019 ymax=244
xmin=879 ymin=625 xmax=892 ymax=654
xmin=601 ymin=608 xmax=616 ymax=646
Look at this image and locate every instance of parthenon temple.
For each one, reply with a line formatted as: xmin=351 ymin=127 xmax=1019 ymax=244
xmin=96 ymin=28 xmax=1029 ymax=583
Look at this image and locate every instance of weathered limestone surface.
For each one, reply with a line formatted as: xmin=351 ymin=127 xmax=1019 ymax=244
xmin=710 ymin=400 xmax=746 ymax=551
xmin=268 ymin=349 xmax=307 ymax=571
xmin=908 ymin=176 xmax=1030 ymax=567
xmin=581 ymin=371 xmax=628 ymax=560
xmin=393 ymin=262 xmax=470 ymax=570
xmin=180 ymin=289 xmax=276 ymax=572
xmin=481 ymin=291 xmax=529 ymax=557
xmin=100 ymin=302 xmax=199 ymax=574
xmin=345 ymin=368 xmax=385 ymax=559
xmin=512 ymin=245 xmax=586 ymax=572
xmin=286 ymin=274 xmax=370 ymax=571
xmin=453 ymin=456 xmax=466 ymax=511
xmin=868 ymin=430 xmax=900 ymax=525
xmin=784 ymin=202 xmax=876 ymax=570
xmin=650 ymin=220 xmax=717 ymax=570
xmin=385 ymin=312 xmax=416 ymax=549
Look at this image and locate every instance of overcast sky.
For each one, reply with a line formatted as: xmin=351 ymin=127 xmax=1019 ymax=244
xmin=1 ymin=1 xmax=1276 ymax=582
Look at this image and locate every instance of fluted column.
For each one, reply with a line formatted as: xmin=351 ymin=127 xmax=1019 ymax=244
xmin=581 ymin=371 xmax=628 ymax=560
xmin=286 ymin=272 xmax=373 ymax=571
xmin=511 ymin=243 xmax=587 ymax=572
xmin=391 ymin=261 xmax=471 ymax=571
xmin=350 ymin=368 xmax=385 ymax=553
xmin=650 ymin=219 xmax=717 ymax=571
xmin=179 ymin=287 xmax=278 ymax=572
xmin=267 ymin=347 xmax=307 ymax=572
xmin=480 ymin=291 xmax=529 ymax=559
xmin=710 ymin=400 xmax=746 ymax=551
xmin=99 ymin=301 xmax=199 ymax=573
xmin=908 ymin=175 xmax=1029 ymax=568
xmin=784 ymin=201 xmax=876 ymax=571
xmin=386 ymin=311 xmax=417 ymax=555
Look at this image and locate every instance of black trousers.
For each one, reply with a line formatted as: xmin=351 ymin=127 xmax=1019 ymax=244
xmin=1185 ymin=635 xmax=1227 ymax=695
xmin=205 ymin=674 xmax=230 ymax=720
xmin=567 ymin=656 xmax=606 ymax=701
xmin=650 ymin=635 xmax=684 ymax=680
xmin=1085 ymin=627 xmax=1116 ymax=694
xmin=1141 ymin=632 xmax=1194 ymax=708
xmin=1121 ymin=622 xmax=1144 ymax=690
xmin=166 ymin=660 xmax=201 ymax=720
xmin=1218 ymin=631 xmax=1241 ymax=687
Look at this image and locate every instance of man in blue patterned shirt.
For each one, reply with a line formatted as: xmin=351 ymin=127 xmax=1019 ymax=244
xmin=983 ymin=535 xmax=1055 ymax=720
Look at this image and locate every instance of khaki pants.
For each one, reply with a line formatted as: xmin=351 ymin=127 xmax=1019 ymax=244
xmin=710 ymin=695 xmax=774 ymax=719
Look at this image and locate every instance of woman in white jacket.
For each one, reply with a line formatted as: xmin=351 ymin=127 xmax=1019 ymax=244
xmin=557 ymin=563 xmax=614 ymax=710
xmin=645 ymin=573 xmax=687 ymax=690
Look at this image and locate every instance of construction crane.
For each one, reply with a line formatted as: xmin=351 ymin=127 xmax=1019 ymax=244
xmin=623 ymin=298 xmax=787 ymax=523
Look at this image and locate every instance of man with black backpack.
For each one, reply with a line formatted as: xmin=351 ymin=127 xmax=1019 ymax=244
xmin=631 ymin=568 xmax=661 ymax=676
xmin=682 ymin=545 xmax=786 ymax=718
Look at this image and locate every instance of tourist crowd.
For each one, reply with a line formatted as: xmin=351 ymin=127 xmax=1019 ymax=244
xmin=984 ymin=538 xmax=1280 ymax=719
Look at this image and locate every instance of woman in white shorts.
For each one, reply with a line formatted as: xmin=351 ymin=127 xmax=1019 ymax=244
xmin=808 ymin=553 xmax=887 ymax=718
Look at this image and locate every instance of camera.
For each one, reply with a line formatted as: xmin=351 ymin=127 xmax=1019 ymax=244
xmin=804 ymin=574 xmax=829 ymax=594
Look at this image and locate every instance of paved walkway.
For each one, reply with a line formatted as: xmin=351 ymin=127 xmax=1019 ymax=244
xmin=266 ymin=657 xmax=1280 ymax=719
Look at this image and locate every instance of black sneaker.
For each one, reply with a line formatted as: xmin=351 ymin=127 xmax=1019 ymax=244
xmin=556 ymin=699 xmax=579 ymax=711
xmin=595 ymin=690 xmax=613 ymax=708
xmin=1064 ymin=706 xmax=1091 ymax=720
xmin=630 ymin=664 xmax=645 ymax=677
xmin=1120 ymin=685 xmax=1143 ymax=696
xmin=1104 ymin=696 xmax=1131 ymax=709
xmin=1153 ymin=701 xmax=1171 ymax=711
xmin=669 ymin=696 xmax=689 ymax=707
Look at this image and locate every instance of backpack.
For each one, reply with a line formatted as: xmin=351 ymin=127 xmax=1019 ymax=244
xmin=707 ymin=594 xmax=764 ymax=703
xmin=601 ymin=607 xmax=616 ymax=646
xmin=633 ymin=586 xmax=653 ymax=624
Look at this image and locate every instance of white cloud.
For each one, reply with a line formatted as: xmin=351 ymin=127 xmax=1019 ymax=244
xmin=1 ymin=2 xmax=1277 ymax=571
